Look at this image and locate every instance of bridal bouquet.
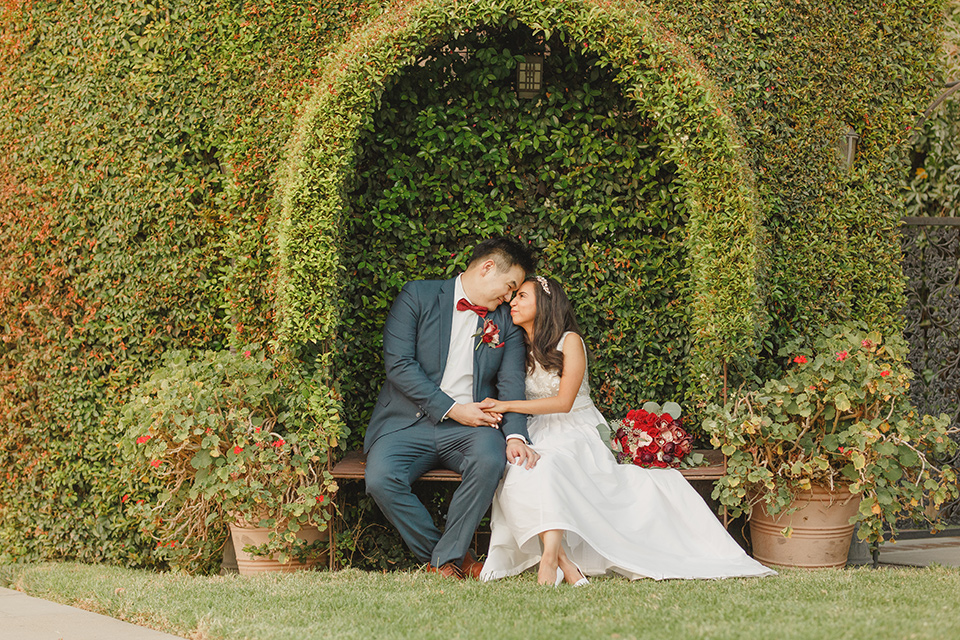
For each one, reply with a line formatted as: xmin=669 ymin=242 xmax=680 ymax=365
xmin=610 ymin=402 xmax=699 ymax=469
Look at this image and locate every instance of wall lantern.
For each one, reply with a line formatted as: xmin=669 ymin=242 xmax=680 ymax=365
xmin=841 ymin=126 xmax=859 ymax=172
xmin=517 ymin=55 xmax=543 ymax=99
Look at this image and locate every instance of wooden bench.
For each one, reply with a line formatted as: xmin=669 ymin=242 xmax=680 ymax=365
xmin=327 ymin=448 xmax=727 ymax=570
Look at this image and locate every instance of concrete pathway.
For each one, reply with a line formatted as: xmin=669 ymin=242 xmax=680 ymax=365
xmin=0 ymin=587 xmax=185 ymax=640
xmin=878 ymin=535 xmax=960 ymax=568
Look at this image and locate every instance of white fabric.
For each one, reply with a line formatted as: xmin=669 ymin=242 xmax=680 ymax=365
xmin=440 ymin=275 xmax=478 ymax=407
xmin=479 ymin=333 xmax=776 ymax=581
xmin=438 ymin=276 xmax=527 ymax=443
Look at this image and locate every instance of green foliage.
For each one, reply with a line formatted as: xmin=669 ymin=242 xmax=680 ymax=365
xmin=0 ymin=0 xmax=368 ymax=567
xmin=704 ymin=323 xmax=959 ymax=544
xmin=647 ymin=0 xmax=943 ymax=370
xmin=338 ymin=25 xmax=691 ymax=434
xmin=119 ymin=347 xmax=343 ymax=574
xmin=904 ymin=3 xmax=960 ymax=218
xmin=279 ymin=0 xmax=766 ymax=421
xmin=0 ymin=0 xmax=946 ymax=570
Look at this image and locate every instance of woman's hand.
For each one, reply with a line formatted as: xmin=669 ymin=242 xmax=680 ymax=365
xmin=481 ymin=397 xmax=509 ymax=414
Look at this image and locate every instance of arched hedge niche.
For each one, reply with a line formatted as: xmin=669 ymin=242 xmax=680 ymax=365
xmin=279 ymin=0 xmax=766 ymax=443
xmin=340 ymin=22 xmax=689 ymax=433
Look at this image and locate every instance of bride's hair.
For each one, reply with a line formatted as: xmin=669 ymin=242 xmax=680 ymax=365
xmin=526 ymin=276 xmax=582 ymax=376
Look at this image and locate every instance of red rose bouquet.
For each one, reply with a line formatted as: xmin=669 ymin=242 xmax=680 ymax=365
xmin=611 ymin=402 xmax=698 ymax=469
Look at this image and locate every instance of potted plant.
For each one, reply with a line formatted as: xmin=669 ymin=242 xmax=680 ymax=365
xmin=119 ymin=347 xmax=343 ymax=574
xmin=703 ymin=322 xmax=958 ymax=568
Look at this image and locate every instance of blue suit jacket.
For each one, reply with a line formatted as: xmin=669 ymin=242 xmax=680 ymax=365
xmin=364 ymin=277 xmax=529 ymax=452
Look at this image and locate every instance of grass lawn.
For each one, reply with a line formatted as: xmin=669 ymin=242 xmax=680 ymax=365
xmin=2 ymin=561 xmax=960 ymax=639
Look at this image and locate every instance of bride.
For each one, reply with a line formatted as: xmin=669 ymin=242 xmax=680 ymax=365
xmin=478 ymin=276 xmax=775 ymax=585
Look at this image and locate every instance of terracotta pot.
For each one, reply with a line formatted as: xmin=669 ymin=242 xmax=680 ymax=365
xmin=229 ymin=523 xmax=327 ymax=575
xmin=749 ymin=484 xmax=861 ymax=569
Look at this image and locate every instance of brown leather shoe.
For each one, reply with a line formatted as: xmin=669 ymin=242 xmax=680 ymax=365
xmin=460 ymin=551 xmax=484 ymax=580
xmin=425 ymin=562 xmax=464 ymax=579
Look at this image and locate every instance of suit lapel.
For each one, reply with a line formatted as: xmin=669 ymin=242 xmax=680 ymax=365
xmin=473 ymin=307 xmax=498 ymax=399
xmin=437 ymin=278 xmax=456 ymax=370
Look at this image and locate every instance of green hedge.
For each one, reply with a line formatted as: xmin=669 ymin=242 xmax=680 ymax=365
xmin=279 ymin=0 xmax=766 ymax=415
xmin=0 ymin=0 xmax=944 ymax=568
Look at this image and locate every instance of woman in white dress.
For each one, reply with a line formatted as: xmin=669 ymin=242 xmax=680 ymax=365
xmin=478 ymin=276 xmax=775 ymax=585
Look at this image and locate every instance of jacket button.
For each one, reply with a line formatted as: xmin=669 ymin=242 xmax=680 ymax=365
xmin=415 ymin=412 xmax=422 ymax=418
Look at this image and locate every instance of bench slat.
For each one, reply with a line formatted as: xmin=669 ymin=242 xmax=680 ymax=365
xmin=330 ymin=448 xmax=725 ymax=482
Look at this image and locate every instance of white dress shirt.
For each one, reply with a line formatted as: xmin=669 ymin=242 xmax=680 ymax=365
xmin=440 ymin=275 xmax=525 ymax=443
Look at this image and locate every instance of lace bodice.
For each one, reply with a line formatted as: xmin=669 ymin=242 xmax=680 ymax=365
xmin=525 ymin=332 xmax=594 ymax=411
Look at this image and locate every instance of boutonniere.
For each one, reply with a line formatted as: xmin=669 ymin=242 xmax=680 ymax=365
xmin=474 ymin=318 xmax=505 ymax=349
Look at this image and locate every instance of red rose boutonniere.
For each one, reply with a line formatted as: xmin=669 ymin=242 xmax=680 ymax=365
xmin=474 ymin=318 xmax=504 ymax=349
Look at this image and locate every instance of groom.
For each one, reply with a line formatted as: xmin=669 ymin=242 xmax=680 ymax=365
xmin=364 ymin=237 xmax=540 ymax=578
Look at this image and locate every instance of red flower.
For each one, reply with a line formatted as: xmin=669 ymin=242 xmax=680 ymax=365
xmin=150 ymin=460 xmax=161 ymax=468
xmin=474 ymin=318 xmax=504 ymax=349
xmin=835 ymin=351 xmax=848 ymax=362
xmin=793 ymin=355 xmax=807 ymax=364
xmin=121 ymin=494 xmax=130 ymax=503
xmin=243 ymin=350 xmax=251 ymax=358
xmin=136 ymin=435 xmax=151 ymax=444
xmin=861 ymin=339 xmax=873 ymax=349
xmin=272 ymin=439 xmax=285 ymax=448
xmin=619 ymin=408 xmax=689 ymax=469
xmin=233 ymin=446 xmax=243 ymax=455
xmin=880 ymin=370 xmax=891 ymax=377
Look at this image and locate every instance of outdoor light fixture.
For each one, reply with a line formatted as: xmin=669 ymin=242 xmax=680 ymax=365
xmin=841 ymin=126 xmax=859 ymax=172
xmin=517 ymin=55 xmax=543 ymax=99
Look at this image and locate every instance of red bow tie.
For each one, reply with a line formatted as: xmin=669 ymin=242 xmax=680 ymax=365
xmin=456 ymin=298 xmax=488 ymax=317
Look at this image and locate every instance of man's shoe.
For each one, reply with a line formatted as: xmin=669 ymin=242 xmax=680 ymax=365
xmin=425 ymin=562 xmax=464 ymax=579
xmin=460 ymin=551 xmax=484 ymax=580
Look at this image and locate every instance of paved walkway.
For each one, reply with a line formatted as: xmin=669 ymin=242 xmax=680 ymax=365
xmin=0 ymin=587 xmax=185 ymax=640
xmin=878 ymin=535 xmax=960 ymax=568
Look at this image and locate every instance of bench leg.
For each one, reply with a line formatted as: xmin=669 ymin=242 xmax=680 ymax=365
xmin=328 ymin=492 xmax=340 ymax=571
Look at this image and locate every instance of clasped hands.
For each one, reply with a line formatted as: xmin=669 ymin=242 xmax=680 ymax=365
xmin=446 ymin=399 xmax=539 ymax=469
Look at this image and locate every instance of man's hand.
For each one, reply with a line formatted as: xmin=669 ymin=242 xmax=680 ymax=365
xmin=447 ymin=401 xmax=502 ymax=428
xmin=506 ymin=438 xmax=539 ymax=469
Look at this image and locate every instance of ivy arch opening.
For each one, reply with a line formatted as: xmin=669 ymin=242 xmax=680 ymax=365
xmin=338 ymin=23 xmax=689 ymax=432
xmin=278 ymin=0 xmax=767 ymax=432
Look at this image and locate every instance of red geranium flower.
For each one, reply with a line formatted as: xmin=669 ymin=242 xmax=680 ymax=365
xmin=793 ymin=355 xmax=807 ymax=364
xmin=835 ymin=351 xmax=848 ymax=362
xmin=880 ymin=370 xmax=891 ymax=377
xmin=233 ymin=445 xmax=243 ymax=455
xmin=150 ymin=460 xmax=161 ymax=468
xmin=136 ymin=435 xmax=151 ymax=444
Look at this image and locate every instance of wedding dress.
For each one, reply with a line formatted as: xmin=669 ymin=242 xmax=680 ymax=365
xmin=479 ymin=333 xmax=776 ymax=581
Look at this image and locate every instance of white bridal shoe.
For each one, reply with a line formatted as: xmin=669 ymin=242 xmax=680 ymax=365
xmin=554 ymin=566 xmax=590 ymax=587
xmin=571 ymin=565 xmax=589 ymax=587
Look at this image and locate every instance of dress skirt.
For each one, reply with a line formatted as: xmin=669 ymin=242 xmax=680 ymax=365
xmin=479 ymin=405 xmax=776 ymax=581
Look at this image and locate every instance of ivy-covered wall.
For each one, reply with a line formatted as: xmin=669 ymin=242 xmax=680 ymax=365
xmin=0 ymin=0 xmax=945 ymax=568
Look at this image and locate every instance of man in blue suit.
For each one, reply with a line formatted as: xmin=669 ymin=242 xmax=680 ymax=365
xmin=364 ymin=237 xmax=540 ymax=578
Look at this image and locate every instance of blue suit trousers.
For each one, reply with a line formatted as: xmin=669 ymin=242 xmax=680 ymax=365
xmin=365 ymin=422 xmax=507 ymax=567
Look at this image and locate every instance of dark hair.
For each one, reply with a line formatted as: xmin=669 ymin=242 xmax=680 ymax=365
xmin=525 ymin=276 xmax=582 ymax=376
xmin=469 ymin=236 xmax=536 ymax=277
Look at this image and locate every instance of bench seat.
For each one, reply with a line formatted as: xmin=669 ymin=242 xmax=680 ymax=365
xmin=330 ymin=448 xmax=726 ymax=481
xmin=326 ymin=448 xmax=727 ymax=570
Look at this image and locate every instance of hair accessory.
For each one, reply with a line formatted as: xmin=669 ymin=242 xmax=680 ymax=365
xmin=535 ymin=276 xmax=551 ymax=295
